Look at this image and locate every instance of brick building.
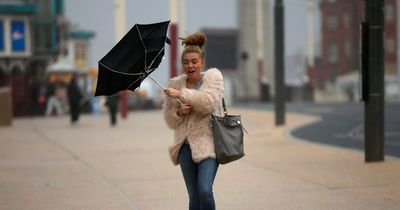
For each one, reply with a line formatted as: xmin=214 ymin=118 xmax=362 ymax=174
xmin=310 ymin=0 xmax=397 ymax=93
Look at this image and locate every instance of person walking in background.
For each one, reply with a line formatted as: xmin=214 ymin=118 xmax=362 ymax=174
xmin=45 ymin=81 xmax=63 ymax=116
xmin=163 ymin=32 xmax=224 ymax=210
xmin=67 ymin=74 xmax=83 ymax=125
xmin=105 ymin=94 xmax=120 ymax=126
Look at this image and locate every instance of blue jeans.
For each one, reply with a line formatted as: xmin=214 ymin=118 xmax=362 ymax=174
xmin=179 ymin=143 xmax=219 ymax=210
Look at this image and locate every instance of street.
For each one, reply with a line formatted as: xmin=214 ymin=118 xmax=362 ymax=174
xmin=240 ymin=101 xmax=400 ymax=158
xmin=1 ymin=108 xmax=400 ymax=209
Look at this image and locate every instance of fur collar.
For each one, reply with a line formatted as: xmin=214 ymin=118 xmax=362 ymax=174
xmin=168 ymin=68 xmax=222 ymax=89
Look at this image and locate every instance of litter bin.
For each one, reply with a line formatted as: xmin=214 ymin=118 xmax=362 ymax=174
xmin=261 ymin=83 xmax=270 ymax=102
xmin=0 ymin=87 xmax=12 ymax=126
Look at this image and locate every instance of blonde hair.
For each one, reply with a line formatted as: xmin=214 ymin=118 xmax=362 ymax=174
xmin=179 ymin=32 xmax=207 ymax=61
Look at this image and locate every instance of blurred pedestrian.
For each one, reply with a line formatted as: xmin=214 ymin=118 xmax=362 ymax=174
xmin=105 ymin=94 xmax=120 ymax=126
xmin=45 ymin=81 xmax=63 ymax=116
xmin=163 ymin=32 xmax=224 ymax=210
xmin=67 ymin=74 xmax=83 ymax=124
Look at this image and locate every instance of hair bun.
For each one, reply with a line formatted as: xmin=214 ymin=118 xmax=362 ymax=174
xmin=180 ymin=32 xmax=207 ymax=48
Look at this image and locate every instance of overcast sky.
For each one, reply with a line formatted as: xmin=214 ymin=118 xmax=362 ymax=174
xmin=64 ymin=0 xmax=320 ymax=85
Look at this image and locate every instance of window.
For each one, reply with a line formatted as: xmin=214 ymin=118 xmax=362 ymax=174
xmin=11 ymin=20 xmax=25 ymax=52
xmin=327 ymin=15 xmax=337 ymax=31
xmin=343 ymin=12 xmax=350 ymax=28
xmin=386 ymin=38 xmax=395 ymax=53
xmin=75 ymin=42 xmax=87 ymax=68
xmin=344 ymin=37 xmax=351 ymax=56
xmin=328 ymin=43 xmax=337 ymax=64
xmin=385 ymin=4 xmax=394 ymax=22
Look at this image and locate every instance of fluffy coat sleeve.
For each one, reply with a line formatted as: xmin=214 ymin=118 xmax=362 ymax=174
xmin=163 ymin=76 xmax=186 ymax=129
xmin=163 ymin=96 xmax=184 ymax=129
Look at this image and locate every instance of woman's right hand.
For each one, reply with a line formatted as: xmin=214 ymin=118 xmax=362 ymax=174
xmin=164 ymin=88 xmax=181 ymax=99
xmin=177 ymin=103 xmax=191 ymax=116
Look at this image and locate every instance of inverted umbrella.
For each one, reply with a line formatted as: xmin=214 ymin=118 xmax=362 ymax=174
xmin=94 ymin=20 xmax=170 ymax=96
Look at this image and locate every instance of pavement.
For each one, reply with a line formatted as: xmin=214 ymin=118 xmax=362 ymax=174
xmin=0 ymin=108 xmax=399 ymax=210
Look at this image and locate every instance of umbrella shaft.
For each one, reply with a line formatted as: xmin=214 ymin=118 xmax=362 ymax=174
xmin=147 ymin=75 xmax=182 ymax=104
xmin=148 ymin=75 xmax=165 ymax=89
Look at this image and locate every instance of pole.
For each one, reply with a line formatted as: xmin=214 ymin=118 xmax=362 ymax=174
xmin=169 ymin=23 xmax=178 ymax=78
xmin=114 ymin=0 xmax=128 ymax=119
xmin=178 ymin=0 xmax=186 ymax=60
xmin=169 ymin=0 xmax=178 ymax=78
xmin=274 ymin=0 xmax=285 ymax=126
xmin=364 ymin=0 xmax=384 ymax=162
xmin=256 ymin=0 xmax=264 ymax=100
xmin=306 ymin=0 xmax=315 ymax=67
xmin=397 ymin=0 xmax=400 ymax=100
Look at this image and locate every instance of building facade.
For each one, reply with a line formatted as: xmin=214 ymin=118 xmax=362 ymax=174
xmin=237 ymin=0 xmax=274 ymax=102
xmin=0 ymin=0 xmax=95 ymax=116
xmin=0 ymin=1 xmax=42 ymax=116
xmin=311 ymin=0 xmax=397 ymax=97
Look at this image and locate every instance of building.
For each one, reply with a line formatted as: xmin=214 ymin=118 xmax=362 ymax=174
xmin=0 ymin=0 xmax=94 ymax=116
xmin=0 ymin=1 xmax=39 ymax=116
xmin=310 ymin=0 xmax=398 ymax=101
xmin=237 ymin=0 xmax=274 ymax=102
xmin=201 ymin=28 xmax=238 ymax=104
xmin=47 ymin=28 xmax=95 ymax=82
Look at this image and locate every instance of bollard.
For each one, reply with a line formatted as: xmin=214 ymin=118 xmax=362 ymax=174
xmin=0 ymin=87 xmax=12 ymax=126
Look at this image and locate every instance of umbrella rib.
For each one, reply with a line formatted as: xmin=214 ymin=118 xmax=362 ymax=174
xmin=99 ymin=62 xmax=145 ymax=76
xmin=147 ymin=46 xmax=165 ymax=73
xmin=125 ymin=74 xmax=146 ymax=91
xmin=136 ymin=25 xmax=148 ymax=70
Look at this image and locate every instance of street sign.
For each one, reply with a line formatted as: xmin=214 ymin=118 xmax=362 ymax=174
xmin=11 ymin=20 xmax=25 ymax=52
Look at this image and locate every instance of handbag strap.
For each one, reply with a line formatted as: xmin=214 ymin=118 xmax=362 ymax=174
xmin=222 ymin=98 xmax=227 ymax=116
xmin=221 ymin=98 xmax=249 ymax=134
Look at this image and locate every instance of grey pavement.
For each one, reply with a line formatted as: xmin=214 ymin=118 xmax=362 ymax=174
xmin=0 ymin=109 xmax=399 ymax=210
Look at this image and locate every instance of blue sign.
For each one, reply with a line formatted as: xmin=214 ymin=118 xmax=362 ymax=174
xmin=11 ymin=20 xmax=25 ymax=52
xmin=0 ymin=21 xmax=4 ymax=51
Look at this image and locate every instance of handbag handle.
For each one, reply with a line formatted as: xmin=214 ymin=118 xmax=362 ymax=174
xmin=222 ymin=98 xmax=227 ymax=116
xmin=220 ymin=98 xmax=248 ymax=134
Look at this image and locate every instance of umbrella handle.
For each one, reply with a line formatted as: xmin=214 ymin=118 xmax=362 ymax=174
xmin=176 ymin=98 xmax=183 ymax=104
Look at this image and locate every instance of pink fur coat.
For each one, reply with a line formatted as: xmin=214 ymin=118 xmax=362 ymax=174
xmin=163 ymin=68 xmax=224 ymax=165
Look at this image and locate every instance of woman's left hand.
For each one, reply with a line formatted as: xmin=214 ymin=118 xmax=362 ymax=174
xmin=164 ymin=88 xmax=181 ymax=99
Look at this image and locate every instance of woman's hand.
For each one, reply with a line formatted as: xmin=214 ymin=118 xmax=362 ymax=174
xmin=164 ymin=88 xmax=181 ymax=99
xmin=177 ymin=103 xmax=191 ymax=116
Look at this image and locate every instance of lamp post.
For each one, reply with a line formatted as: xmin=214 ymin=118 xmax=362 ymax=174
xmin=114 ymin=0 xmax=128 ymax=119
xmin=169 ymin=0 xmax=178 ymax=78
xmin=274 ymin=0 xmax=285 ymax=126
xmin=363 ymin=0 xmax=385 ymax=162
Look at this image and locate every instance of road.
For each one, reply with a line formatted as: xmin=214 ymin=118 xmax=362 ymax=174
xmin=239 ymin=101 xmax=400 ymax=158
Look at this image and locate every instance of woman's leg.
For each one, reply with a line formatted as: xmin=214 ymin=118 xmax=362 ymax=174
xmin=197 ymin=158 xmax=219 ymax=210
xmin=178 ymin=144 xmax=200 ymax=210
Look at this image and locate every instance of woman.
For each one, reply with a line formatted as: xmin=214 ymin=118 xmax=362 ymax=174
xmin=163 ymin=32 xmax=224 ymax=210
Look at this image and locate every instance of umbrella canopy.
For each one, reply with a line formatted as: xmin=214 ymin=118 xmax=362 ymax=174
xmin=94 ymin=20 xmax=170 ymax=96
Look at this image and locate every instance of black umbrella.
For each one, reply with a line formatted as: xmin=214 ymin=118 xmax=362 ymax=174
xmin=94 ymin=20 xmax=170 ymax=96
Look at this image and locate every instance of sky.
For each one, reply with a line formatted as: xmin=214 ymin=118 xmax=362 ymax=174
xmin=64 ymin=0 xmax=320 ymax=86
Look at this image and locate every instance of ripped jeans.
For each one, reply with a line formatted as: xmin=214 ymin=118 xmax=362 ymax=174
xmin=178 ymin=143 xmax=219 ymax=210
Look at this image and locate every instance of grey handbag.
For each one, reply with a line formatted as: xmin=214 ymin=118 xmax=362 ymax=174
xmin=211 ymin=98 xmax=248 ymax=164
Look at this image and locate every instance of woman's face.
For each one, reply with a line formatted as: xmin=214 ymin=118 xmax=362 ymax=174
xmin=182 ymin=52 xmax=204 ymax=81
